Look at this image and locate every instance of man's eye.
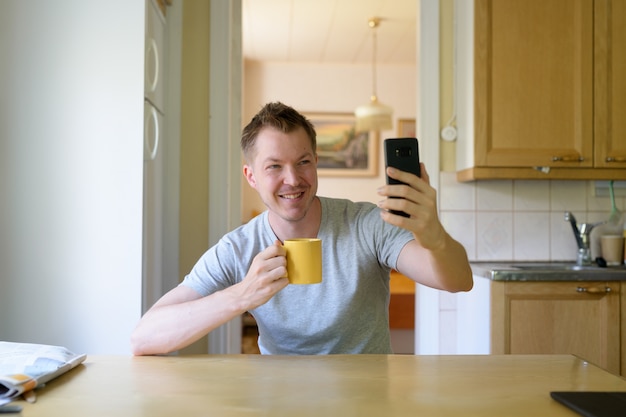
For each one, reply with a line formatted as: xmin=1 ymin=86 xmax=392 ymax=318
xmin=267 ymin=164 xmax=280 ymax=170
xmin=298 ymin=160 xmax=311 ymax=166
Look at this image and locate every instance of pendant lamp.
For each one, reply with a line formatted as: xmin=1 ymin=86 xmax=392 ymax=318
xmin=355 ymin=17 xmax=393 ymax=131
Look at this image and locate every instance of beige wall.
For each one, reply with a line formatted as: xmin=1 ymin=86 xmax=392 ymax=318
xmin=242 ymin=61 xmax=417 ymax=221
xmin=240 ymin=0 xmax=458 ymax=220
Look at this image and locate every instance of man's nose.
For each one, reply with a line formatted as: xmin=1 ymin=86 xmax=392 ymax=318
xmin=282 ymin=165 xmax=300 ymax=185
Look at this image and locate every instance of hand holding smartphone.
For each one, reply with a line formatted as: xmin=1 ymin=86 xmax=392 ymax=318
xmin=384 ymin=137 xmax=421 ymax=217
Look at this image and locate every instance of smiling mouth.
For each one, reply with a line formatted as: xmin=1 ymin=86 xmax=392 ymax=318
xmin=280 ymin=192 xmax=304 ymax=200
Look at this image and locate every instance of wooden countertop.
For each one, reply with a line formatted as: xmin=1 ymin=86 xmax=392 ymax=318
xmin=15 ymin=354 xmax=626 ymax=416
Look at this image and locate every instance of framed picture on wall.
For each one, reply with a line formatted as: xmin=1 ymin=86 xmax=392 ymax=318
xmin=397 ymin=118 xmax=416 ymax=138
xmin=305 ymin=112 xmax=378 ymax=177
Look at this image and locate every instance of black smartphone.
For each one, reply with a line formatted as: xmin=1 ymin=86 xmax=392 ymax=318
xmin=384 ymin=137 xmax=421 ymax=217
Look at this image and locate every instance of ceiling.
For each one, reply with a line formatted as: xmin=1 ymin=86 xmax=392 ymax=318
xmin=241 ymin=0 xmax=417 ymax=65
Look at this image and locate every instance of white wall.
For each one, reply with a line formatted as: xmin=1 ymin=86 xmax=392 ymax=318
xmin=0 ymin=1 xmax=144 ymax=354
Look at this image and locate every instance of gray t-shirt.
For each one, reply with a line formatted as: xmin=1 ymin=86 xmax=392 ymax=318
xmin=180 ymin=196 xmax=414 ymax=354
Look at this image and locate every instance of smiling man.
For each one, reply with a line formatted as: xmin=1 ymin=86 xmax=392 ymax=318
xmin=131 ymin=102 xmax=472 ymax=356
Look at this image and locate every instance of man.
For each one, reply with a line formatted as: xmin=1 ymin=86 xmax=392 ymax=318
xmin=131 ymin=102 xmax=472 ymax=355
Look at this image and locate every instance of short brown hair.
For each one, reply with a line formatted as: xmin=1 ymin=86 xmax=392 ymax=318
xmin=241 ymin=102 xmax=317 ymax=161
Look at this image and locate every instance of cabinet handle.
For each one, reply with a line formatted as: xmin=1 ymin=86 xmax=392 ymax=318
xmin=605 ymin=156 xmax=626 ymax=163
xmin=146 ymin=38 xmax=159 ymax=94
xmin=144 ymin=105 xmax=160 ymax=161
xmin=552 ymin=156 xmax=584 ymax=162
xmin=576 ymin=286 xmax=611 ymax=294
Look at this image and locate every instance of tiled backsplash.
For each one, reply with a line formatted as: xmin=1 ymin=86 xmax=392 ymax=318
xmin=438 ymin=172 xmax=626 ymax=262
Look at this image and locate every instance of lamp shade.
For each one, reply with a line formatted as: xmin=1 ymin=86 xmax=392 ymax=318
xmin=354 ymin=96 xmax=393 ymax=131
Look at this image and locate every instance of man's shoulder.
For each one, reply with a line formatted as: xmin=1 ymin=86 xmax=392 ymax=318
xmin=220 ymin=212 xmax=268 ymax=243
xmin=320 ymin=196 xmax=376 ymax=210
xmin=320 ymin=196 xmax=378 ymax=217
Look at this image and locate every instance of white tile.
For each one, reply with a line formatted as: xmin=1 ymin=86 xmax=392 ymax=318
xmin=477 ymin=180 xmax=513 ymax=211
xmin=440 ymin=211 xmax=476 ymax=261
xmin=476 ymin=212 xmax=513 ymax=260
xmin=439 ymin=172 xmax=475 ymax=211
xmin=513 ymin=180 xmax=550 ymax=211
xmin=588 ymin=211 xmax=613 ymax=224
xmin=550 ymin=211 xmax=579 ymax=261
xmin=441 ymin=178 xmax=625 ymax=263
xmin=587 ymin=197 xmax=610 ymax=213
xmin=513 ymin=212 xmax=550 ymax=260
xmin=550 ymin=180 xmax=587 ymax=211
xmin=439 ymin=310 xmax=457 ymax=354
xmin=587 ymin=180 xmax=612 ymax=211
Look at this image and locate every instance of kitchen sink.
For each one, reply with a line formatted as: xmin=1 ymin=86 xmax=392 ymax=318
xmin=470 ymin=261 xmax=626 ymax=281
xmin=508 ymin=263 xmax=597 ymax=271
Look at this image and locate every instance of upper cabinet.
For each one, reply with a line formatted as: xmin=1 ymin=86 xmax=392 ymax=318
xmin=456 ymin=0 xmax=626 ymax=181
xmin=595 ymin=0 xmax=626 ymax=168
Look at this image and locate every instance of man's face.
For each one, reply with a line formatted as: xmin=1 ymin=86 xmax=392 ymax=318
xmin=243 ymin=126 xmax=318 ymax=224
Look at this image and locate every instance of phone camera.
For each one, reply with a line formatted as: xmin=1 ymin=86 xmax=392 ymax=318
xmin=395 ymin=147 xmax=413 ymax=157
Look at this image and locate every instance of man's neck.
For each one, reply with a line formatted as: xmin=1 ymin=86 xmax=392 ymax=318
xmin=269 ymin=197 xmax=321 ymax=241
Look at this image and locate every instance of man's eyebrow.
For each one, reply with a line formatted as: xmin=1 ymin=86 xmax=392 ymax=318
xmin=262 ymin=152 xmax=314 ymax=164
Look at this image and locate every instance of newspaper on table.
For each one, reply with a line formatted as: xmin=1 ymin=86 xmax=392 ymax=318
xmin=0 ymin=341 xmax=87 ymax=405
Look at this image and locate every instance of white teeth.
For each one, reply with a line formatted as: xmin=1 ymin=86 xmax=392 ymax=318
xmin=282 ymin=193 xmax=301 ymax=199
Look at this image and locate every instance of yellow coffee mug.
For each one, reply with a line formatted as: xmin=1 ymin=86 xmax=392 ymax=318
xmin=283 ymin=238 xmax=322 ymax=284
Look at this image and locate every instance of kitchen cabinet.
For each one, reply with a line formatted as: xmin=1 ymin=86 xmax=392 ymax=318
xmin=456 ymin=0 xmax=626 ymax=181
xmin=595 ymin=0 xmax=626 ymax=168
xmin=490 ymin=281 xmax=623 ymax=375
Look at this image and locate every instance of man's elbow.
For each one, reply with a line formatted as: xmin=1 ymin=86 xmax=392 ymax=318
xmin=448 ymin=273 xmax=474 ymax=293
xmin=130 ymin=329 xmax=156 ymax=356
xmin=130 ymin=335 xmax=146 ymax=356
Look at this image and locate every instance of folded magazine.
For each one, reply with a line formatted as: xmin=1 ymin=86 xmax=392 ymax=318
xmin=0 ymin=341 xmax=86 ymax=405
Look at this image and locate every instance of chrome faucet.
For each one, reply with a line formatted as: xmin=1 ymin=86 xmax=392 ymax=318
xmin=564 ymin=212 xmax=602 ymax=266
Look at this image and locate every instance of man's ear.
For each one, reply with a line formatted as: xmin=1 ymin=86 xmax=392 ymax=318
xmin=243 ymin=164 xmax=257 ymax=189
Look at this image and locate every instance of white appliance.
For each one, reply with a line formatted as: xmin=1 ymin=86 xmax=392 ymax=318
xmin=0 ymin=0 xmax=146 ymax=354
xmin=143 ymin=0 xmax=167 ymax=313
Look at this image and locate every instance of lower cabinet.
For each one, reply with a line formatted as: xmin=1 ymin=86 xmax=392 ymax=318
xmin=490 ymin=281 xmax=623 ymax=375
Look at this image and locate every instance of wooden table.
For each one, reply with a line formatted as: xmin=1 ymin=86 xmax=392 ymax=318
xmin=15 ymin=354 xmax=626 ymax=416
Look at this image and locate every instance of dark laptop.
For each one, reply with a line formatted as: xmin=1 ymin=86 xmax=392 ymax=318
xmin=550 ymin=392 xmax=626 ymax=417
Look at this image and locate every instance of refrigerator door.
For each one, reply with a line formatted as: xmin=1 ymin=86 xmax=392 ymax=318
xmin=143 ymin=100 xmax=165 ymax=313
xmin=144 ymin=100 xmax=161 ymax=161
xmin=145 ymin=0 xmax=165 ymax=111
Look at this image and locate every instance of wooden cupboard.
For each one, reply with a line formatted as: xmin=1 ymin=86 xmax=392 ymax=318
xmin=490 ymin=280 xmax=624 ymax=376
xmin=595 ymin=0 xmax=626 ymax=168
xmin=457 ymin=0 xmax=626 ymax=181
